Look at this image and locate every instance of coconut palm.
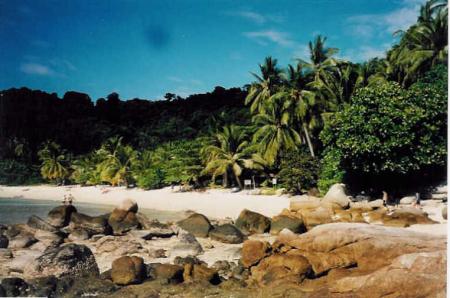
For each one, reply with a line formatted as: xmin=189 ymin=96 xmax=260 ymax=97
xmin=96 ymin=136 xmax=138 ymax=186
xmin=389 ymin=0 xmax=447 ymax=85
xmin=245 ymin=56 xmax=283 ymax=113
xmin=252 ymin=95 xmax=302 ymax=165
xmin=38 ymin=141 xmax=70 ymax=184
xmin=202 ymin=125 xmax=257 ymax=188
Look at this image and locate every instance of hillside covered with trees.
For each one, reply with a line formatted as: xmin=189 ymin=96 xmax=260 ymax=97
xmin=0 ymin=0 xmax=447 ymax=196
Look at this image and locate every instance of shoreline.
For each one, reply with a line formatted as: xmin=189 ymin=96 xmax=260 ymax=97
xmin=0 ymin=185 xmax=290 ymax=219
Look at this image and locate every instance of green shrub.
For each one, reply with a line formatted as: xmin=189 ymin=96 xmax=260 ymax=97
xmin=317 ymin=148 xmax=345 ymax=194
xmin=135 ymin=168 xmax=166 ymax=189
xmin=320 ymin=66 xmax=447 ymax=191
xmin=278 ymin=149 xmax=319 ymax=194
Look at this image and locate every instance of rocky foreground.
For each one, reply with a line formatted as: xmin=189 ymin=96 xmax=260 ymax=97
xmin=0 ymin=185 xmax=447 ymax=297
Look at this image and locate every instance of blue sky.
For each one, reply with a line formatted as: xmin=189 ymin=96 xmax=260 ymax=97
xmin=0 ymin=0 xmax=425 ymax=100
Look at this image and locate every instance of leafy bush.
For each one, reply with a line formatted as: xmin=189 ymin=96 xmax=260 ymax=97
xmin=320 ymin=66 xmax=447 ymax=191
xmin=317 ymin=148 xmax=345 ymax=194
xmin=0 ymin=159 xmax=42 ymax=185
xmin=135 ymin=168 xmax=166 ymax=189
xmin=278 ymin=148 xmax=319 ymax=194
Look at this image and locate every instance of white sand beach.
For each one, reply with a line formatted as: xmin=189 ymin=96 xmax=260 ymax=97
xmin=0 ymin=185 xmax=290 ymax=219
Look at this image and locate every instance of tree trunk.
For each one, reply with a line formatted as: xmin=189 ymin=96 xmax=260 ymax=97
xmin=235 ymin=174 xmax=243 ymax=189
xmin=303 ymin=124 xmax=315 ymax=158
xmin=223 ymin=171 xmax=228 ymax=188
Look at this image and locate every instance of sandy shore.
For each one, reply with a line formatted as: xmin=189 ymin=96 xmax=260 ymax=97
xmin=0 ymin=185 xmax=290 ymax=219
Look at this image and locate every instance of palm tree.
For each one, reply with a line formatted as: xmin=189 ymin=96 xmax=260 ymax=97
xmin=282 ymin=63 xmax=317 ymax=157
xmin=389 ymin=0 xmax=447 ymax=85
xmin=96 ymin=136 xmax=138 ymax=186
xmin=245 ymin=56 xmax=283 ymax=113
xmin=202 ymin=125 xmax=256 ymax=188
xmin=252 ymin=95 xmax=302 ymax=165
xmin=299 ymin=35 xmax=338 ymax=85
xmin=38 ymin=141 xmax=70 ymax=184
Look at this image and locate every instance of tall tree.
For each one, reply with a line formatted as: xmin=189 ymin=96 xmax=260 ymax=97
xmin=245 ymin=56 xmax=283 ymax=113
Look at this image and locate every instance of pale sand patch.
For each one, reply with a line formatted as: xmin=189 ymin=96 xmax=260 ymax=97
xmin=0 ymin=185 xmax=290 ymax=219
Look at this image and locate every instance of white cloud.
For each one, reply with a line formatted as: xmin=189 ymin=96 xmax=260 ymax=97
xmin=292 ymin=45 xmax=310 ymax=60
xmin=20 ymin=63 xmax=55 ymax=76
xmin=167 ymin=76 xmax=183 ymax=83
xmin=346 ymin=1 xmax=423 ymax=38
xmin=235 ymin=11 xmax=266 ymax=24
xmin=243 ymin=30 xmax=294 ymax=47
xmin=341 ymin=44 xmax=392 ymax=62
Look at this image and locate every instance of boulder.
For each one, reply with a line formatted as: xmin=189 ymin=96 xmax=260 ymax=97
xmin=1 ymin=277 xmax=28 ymax=297
xmin=235 ymin=209 xmax=271 ymax=235
xmin=118 ymin=198 xmax=138 ymax=213
xmin=147 ymin=263 xmax=184 ymax=284
xmin=209 ymin=224 xmax=244 ymax=244
xmin=69 ymin=212 xmax=110 ymax=236
xmin=289 ymin=195 xmax=321 ymax=211
xmin=298 ymin=207 xmax=333 ymax=230
xmin=129 ymin=227 xmax=175 ymax=240
xmin=8 ymin=234 xmax=37 ymax=249
xmin=383 ymin=207 xmax=436 ymax=227
xmin=177 ymin=213 xmax=212 ymax=237
xmin=27 ymin=215 xmax=59 ymax=232
xmin=322 ymin=183 xmax=351 ymax=208
xmin=33 ymin=230 xmax=63 ymax=248
xmin=442 ymin=206 xmax=447 ymax=220
xmin=27 ymin=276 xmax=58 ymax=297
xmin=108 ymin=208 xmax=140 ymax=234
xmin=68 ymin=229 xmax=90 ymax=241
xmin=284 ymin=223 xmax=446 ymax=275
xmin=349 ymin=201 xmax=373 ymax=212
xmin=24 ymin=243 xmax=99 ymax=279
xmin=111 ymin=256 xmax=146 ymax=285
xmin=241 ymin=240 xmax=271 ymax=268
xmin=270 ymin=215 xmax=305 ymax=234
xmin=249 ymin=254 xmax=311 ymax=286
xmin=183 ymin=263 xmax=220 ymax=284
xmin=169 ymin=231 xmax=203 ymax=258
xmin=399 ymin=196 xmax=416 ymax=205
xmin=0 ymin=235 xmax=8 ymax=248
xmin=368 ymin=199 xmax=384 ymax=209
xmin=329 ymin=251 xmax=446 ymax=297
xmin=47 ymin=205 xmax=77 ymax=227
xmin=135 ymin=213 xmax=169 ymax=230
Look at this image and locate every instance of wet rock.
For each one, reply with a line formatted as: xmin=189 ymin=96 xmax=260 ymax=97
xmin=241 ymin=240 xmax=271 ymax=268
xmin=54 ymin=275 xmax=118 ymax=297
xmin=147 ymin=263 xmax=184 ymax=284
xmin=111 ymin=256 xmax=146 ymax=285
xmin=209 ymin=224 xmax=244 ymax=244
xmin=69 ymin=212 xmax=110 ymax=236
xmin=118 ymin=198 xmax=138 ymax=213
xmin=1 ymin=277 xmax=29 ymax=297
xmin=0 ymin=235 xmax=8 ymax=248
xmin=177 ymin=213 xmax=212 ymax=237
xmin=0 ymin=285 xmax=4 ymax=296
xmin=235 ymin=209 xmax=271 ymax=235
xmin=8 ymin=234 xmax=37 ymax=249
xmin=47 ymin=205 xmax=77 ymax=227
xmin=169 ymin=231 xmax=203 ymax=258
xmin=28 ymin=276 xmax=58 ymax=297
xmin=27 ymin=215 xmax=58 ymax=232
xmin=250 ymin=254 xmax=311 ymax=286
xmin=270 ymin=215 xmax=306 ymax=234
xmin=129 ymin=227 xmax=175 ymax=240
xmin=183 ymin=263 xmax=220 ymax=284
xmin=24 ymin=243 xmax=99 ymax=279
xmin=322 ymin=183 xmax=351 ymax=209
xmin=108 ymin=208 xmax=140 ymax=234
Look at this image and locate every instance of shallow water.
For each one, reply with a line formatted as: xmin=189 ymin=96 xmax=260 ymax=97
xmin=0 ymin=197 xmax=185 ymax=225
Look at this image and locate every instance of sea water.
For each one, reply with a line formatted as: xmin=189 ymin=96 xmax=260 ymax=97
xmin=0 ymin=197 xmax=185 ymax=224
